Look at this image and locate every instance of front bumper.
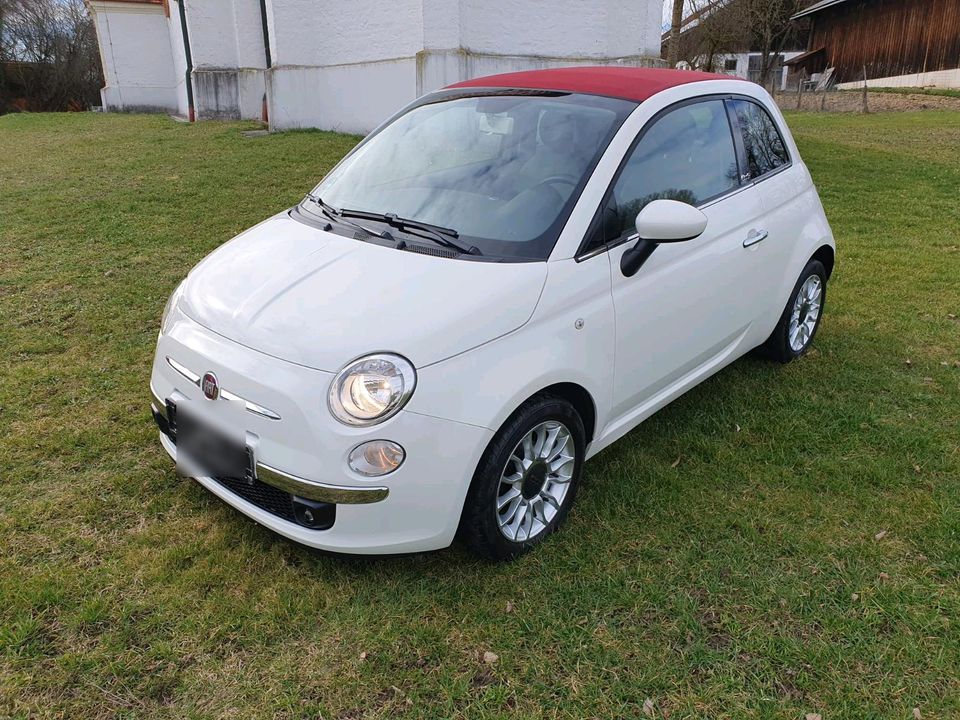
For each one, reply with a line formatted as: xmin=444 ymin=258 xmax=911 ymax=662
xmin=151 ymin=384 xmax=387 ymax=505
xmin=151 ymin=310 xmax=493 ymax=554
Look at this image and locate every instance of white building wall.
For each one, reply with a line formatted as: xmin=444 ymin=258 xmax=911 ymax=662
xmin=166 ymin=1 xmax=190 ymax=117
xmin=836 ymin=68 xmax=960 ymax=90
xmin=183 ymin=0 xmax=267 ymax=120
xmin=266 ymin=0 xmax=424 ymax=67
xmin=414 ymin=0 xmax=663 ymax=103
xmin=714 ymin=51 xmax=803 ymax=91
xmin=262 ymin=0 xmax=425 ymax=131
xmin=421 ymin=0 xmax=461 ymax=49
xmin=91 ymin=0 xmax=664 ymax=132
xmin=89 ymin=1 xmax=179 ymax=112
xmin=458 ymin=0 xmax=659 ymax=59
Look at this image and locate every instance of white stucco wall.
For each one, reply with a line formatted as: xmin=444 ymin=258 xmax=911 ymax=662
xmin=713 ymin=52 xmax=803 ymax=90
xmin=458 ymin=0 xmax=659 ymax=59
xmin=269 ymin=59 xmax=419 ymax=133
xmin=265 ymin=0 xmax=424 ymax=67
xmin=836 ymin=68 xmax=960 ymax=90
xmin=89 ymin=1 xmax=179 ymax=112
xmin=91 ymin=0 xmax=664 ymax=131
xmin=263 ymin=0 xmax=663 ymax=132
xmin=183 ymin=0 xmax=266 ymax=120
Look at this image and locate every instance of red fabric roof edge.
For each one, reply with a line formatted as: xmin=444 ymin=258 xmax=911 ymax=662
xmin=446 ymin=66 xmax=741 ymax=103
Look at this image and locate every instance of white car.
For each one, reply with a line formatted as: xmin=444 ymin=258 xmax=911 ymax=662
xmin=151 ymin=67 xmax=834 ymax=559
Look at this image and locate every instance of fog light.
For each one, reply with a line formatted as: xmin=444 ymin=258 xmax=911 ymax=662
xmin=292 ymin=496 xmax=335 ymax=529
xmin=348 ymin=440 xmax=405 ymax=476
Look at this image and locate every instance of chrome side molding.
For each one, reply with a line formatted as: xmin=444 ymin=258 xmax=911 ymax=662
xmin=165 ymin=356 xmax=281 ymax=420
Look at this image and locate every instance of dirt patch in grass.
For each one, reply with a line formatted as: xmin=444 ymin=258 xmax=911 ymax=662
xmin=775 ymin=89 xmax=960 ymax=112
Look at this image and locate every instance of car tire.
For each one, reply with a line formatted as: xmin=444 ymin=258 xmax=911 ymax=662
xmin=459 ymin=394 xmax=586 ymax=560
xmin=760 ymin=259 xmax=827 ymax=363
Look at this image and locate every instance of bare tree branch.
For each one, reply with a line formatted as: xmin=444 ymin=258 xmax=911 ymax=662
xmin=666 ymin=0 xmax=685 ymax=67
xmin=0 ymin=0 xmax=102 ymax=113
xmin=664 ymin=0 xmax=808 ymax=85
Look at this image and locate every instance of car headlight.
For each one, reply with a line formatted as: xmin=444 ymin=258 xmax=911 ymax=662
xmin=328 ymin=353 xmax=416 ymax=426
xmin=160 ymin=280 xmax=185 ymax=335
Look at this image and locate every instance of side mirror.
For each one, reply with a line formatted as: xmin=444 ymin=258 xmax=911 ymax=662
xmin=635 ymin=199 xmax=708 ymax=242
xmin=621 ymin=200 xmax=708 ymax=277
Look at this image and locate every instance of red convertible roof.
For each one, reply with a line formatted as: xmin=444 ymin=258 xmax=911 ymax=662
xmin=447 ymin=66 xmax=737 ymax=103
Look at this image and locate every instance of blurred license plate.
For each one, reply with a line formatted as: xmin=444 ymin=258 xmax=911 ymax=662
xmin=175 ymin=409 xmax=248 ymax=479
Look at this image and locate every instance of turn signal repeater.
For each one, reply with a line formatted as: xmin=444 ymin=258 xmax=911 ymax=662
xmin=348 ymin=440 xmax=405 ymax=477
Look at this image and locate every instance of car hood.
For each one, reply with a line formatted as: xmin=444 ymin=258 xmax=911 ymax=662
xmin=178 ymin=213 xmax=548 ymax=371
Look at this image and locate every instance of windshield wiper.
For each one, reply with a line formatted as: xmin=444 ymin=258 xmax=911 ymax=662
xmin=302 ymin=194 xmax=393 ymax=241
xmin=339 ymin=209 xmax=481 ymax=256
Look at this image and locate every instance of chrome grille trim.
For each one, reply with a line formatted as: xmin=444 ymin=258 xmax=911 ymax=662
xmin=165 ymin=355 xmax=282 ymax=421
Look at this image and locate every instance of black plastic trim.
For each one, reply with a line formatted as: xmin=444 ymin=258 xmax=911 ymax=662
xmin=174 ymin=0 xmax=194 ymax=121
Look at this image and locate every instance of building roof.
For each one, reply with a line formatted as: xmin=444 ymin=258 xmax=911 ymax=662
xmin=783 ymin=47 xmax=827 ymax=66
xmin=791 ymin=0 xmax=852 ymax=20
xmin=446 ymin=66 xmax=739 ymax=103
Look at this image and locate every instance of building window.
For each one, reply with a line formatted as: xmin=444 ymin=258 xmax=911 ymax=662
xmin=724 ymin=58 xmax=738 ymax=72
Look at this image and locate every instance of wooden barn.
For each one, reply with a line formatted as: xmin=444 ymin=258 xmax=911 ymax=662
xmin=786 ymin=0 xmax=960 ymax=87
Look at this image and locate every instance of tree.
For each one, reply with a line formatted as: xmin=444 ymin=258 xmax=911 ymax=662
xmin=666 ymin=0 xmax=686 ymax=68
xmin=662 ymin=0 xmax=808 ymax=86
xmin=733 ymin=0 xmax=806 ymax=87
xmin=687 ymin=0 xmax=744 ymax=73
xmin=0 ymin=0 xmax=103 ymax=113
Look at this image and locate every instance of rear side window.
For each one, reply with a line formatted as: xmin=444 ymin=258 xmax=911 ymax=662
xmin=730 ymin=99 xmax=789 ymax=179
xmin=607 ymin=99 xmax=739 ymax=238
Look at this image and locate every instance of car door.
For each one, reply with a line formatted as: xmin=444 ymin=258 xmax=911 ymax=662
xmin=727 ymin=97 xmax=800 ymax=327
xmin=595 ymin=97 xmax=768 ymax=430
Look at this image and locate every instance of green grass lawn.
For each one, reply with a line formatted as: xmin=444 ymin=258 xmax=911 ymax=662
xmin=1 ymin=110 xmax=958 ymax=719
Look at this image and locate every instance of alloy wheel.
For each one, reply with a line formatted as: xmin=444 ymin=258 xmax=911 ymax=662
xmin=788 ymin=274 xmax=823 ymax=352
xmin=496 ymin=421 xmax=576 ymax=542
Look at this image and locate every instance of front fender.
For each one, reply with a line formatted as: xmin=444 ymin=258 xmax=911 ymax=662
xmin=405 ymin=255 xmax=615 ymax=446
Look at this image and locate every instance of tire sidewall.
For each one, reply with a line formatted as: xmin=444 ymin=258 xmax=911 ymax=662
xmin=775 ymin=259 xmax=827 ymax=361
xmin=461 ymin=396 xmax=586 ymax=560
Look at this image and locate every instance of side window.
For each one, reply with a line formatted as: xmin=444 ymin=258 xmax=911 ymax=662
xmin=607 ymin=100 xmax=739 ymax=238
xmin=730 ymin=99 xmax=789 ymax=179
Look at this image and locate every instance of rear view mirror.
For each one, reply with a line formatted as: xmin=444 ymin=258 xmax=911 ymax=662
xmin=621 ymin=200 xmax=708 ymax=277
xmin=634 ymin=199 xmax=708 ymax=242
xmin=479 ymin=113 xmax=514 ymax=135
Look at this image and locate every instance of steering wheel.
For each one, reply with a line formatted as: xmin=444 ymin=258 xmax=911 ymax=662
xmin=533 ymin=174 xmax=579 ymax=193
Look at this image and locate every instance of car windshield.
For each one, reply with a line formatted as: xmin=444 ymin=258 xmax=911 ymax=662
xmin=301 ymin=91 xmax=637 ymax=260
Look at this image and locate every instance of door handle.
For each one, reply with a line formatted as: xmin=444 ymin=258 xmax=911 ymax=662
xmin=743 ymin=229 xmax=769 ymax=248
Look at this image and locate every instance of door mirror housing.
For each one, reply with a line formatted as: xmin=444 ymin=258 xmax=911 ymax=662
xmin=634 ymin=199 xmax=708 ymax=242
xmin=621 ymin=200 xmax=708 ymax=277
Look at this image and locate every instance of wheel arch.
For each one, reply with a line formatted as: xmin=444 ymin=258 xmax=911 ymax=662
xmin=495 ymin=381 xmax=598 ymax=447
xmin=811 ymin=244 xmax=835 ymax=279
xmin=536 ymin=381 xmax=597 ymax=446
